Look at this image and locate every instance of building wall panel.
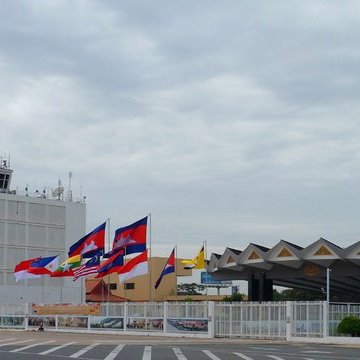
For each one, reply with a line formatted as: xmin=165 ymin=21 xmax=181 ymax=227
xmin=49 ymin=227 xmax=65 ymax=249
xmin=28 ymin=225 xmax=46 ymax=247
xmin=7 ymin=200 xmax=26 ymax=221
xmin=29 ymin=202 xmax=47 ymax=223
xmin=49 ymin=205 xmax=65 ymax=226
xmin=6 ymin=247 xmax=25 ymax=270
xmin=7 ymin=223 xmax=26 ymax=246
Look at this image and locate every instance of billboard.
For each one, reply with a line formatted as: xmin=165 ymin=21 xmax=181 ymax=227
xmin=200 ymin=272 xmax=232 ymax=285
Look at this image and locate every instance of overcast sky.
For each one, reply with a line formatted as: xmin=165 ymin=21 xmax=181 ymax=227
xmin=2 ymin=1 xmax=360 ymax=259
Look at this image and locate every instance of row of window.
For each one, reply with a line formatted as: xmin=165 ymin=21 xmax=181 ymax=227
xmin=109 ymin=283 xmax=135 ymax=290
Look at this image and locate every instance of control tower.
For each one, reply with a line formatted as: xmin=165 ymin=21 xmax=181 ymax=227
xmin=0 ymin=156 xmax=13 ymax=193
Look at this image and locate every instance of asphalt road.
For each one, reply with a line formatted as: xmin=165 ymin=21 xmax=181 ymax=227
xmin=0 ymin=330 xmax=358 ymax=360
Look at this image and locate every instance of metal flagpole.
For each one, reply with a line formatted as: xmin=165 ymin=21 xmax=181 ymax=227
xmin=204 ymin=240 xmax=208 ymax=296
xmin=81 ymin=277 xmax=84 ymax=304
xmin=107 ymin=218 xmax=111 ymax=309
xmin=148 ymin=213 xmax=152 ymax=302
xmin=174 ymin=245 xmax=177 ymax=295
xmin=60 ymin=278 xmax=63 ymax=304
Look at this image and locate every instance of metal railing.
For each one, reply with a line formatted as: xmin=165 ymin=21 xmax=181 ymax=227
xmin=1 ymin=301 xmax=359 ymax=340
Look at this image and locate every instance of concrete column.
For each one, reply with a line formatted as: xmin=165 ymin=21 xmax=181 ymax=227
xmin=286 ymin=301 xmax=292 ymax=341
xmin=163 ymin=302 xmax=168 ymax=334
xmin=124 ymin=302 xmax=128 ymax=333
xmin=208 ymin=301 xmax=215 ymax=338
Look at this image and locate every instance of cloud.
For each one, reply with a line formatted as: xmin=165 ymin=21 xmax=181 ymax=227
xmin=1 ymin=0 xmax=360 ymax=258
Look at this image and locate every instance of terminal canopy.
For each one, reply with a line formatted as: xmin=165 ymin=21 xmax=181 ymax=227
xmin=208 ymin=238 xmax=360 ymax=302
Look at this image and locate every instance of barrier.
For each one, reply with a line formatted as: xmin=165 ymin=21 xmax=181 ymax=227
xmin=0 ymin=301 xmax=359 ymax=341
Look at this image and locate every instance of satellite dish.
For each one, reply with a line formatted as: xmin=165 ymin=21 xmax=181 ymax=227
xmin=52 ymin=186 xmax=64 ymax=198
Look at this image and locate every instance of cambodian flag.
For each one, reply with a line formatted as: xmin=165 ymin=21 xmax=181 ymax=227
xmin=68 ymin=222 xmax=106 ymax=258
xmin=111 ymin=217 xmax=147 ymax=256
xmin=96 ymin=248 xmax=124 ymax=278
xmin=28 ymin=255 xmax=60 ymax=275
xmin=155 ymin=248 xmax=175 ymax=289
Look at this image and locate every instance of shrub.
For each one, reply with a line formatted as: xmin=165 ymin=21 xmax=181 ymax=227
xmin=337 ymin=316 xmax=360 ymax=337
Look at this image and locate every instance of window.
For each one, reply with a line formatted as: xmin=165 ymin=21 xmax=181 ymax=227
xmin=109 ymin=283 xmax=117 ymax=290
xmin=124 ymin=283 xmax=135 ymax=290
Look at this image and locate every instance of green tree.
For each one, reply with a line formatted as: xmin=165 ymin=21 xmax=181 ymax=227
xmin=177 ymin=282 xmax=205 ymax=295
xmin=338 ymin=316 xmax=360 ymax=337
xmin=273 ymin=288 xmax=325 ymax=301
xmin=223 ymin=293 xmax=244 ymax=302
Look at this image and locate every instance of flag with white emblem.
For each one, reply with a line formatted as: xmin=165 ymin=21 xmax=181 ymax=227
xmin=50 ymin=255 xmax=82 ymax=277
xmin=68 ymin=222 xmax=106 ymax=258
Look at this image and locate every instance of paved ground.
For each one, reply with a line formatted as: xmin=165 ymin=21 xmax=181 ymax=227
xmin=0 ymin=330 xmax=359 ymax=360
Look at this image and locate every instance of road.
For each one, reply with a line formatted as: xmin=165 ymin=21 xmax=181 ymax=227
xmin=0 ymin=330 xmax=358 ymax=360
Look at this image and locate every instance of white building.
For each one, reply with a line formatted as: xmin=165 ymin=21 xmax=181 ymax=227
xmin=0 ymin=159 xmax=86 ymax=304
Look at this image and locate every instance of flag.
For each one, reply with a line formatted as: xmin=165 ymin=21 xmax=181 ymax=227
xmin=118 ymin=250 xmax=148 ymax=283
xmin=14 ymin=257 xmax=42 ymax=282
xmin=73 ymin=251 xmax=101 ymax=281
xmin=181 ymin=245 xmax=205 ymax=270
xmin=68 ymin=222 xmax=106 ymax=258
xmin=111 ymin=217 xmax=147 ymax=256
xmin=50 ymin=255 xmax=82 ymax=277
xmin=96 ymin=248 xmax=124 ymax=278
xmin=155 ymin=247 xmax=175 ymax=289
xmin=28 ymin=255 xmax=59 ymax=275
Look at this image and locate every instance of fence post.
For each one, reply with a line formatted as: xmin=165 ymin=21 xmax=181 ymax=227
xmin=285 ymin=301 xmax=292 ymax=341
xmin=208 ymin=301 xmax=215 ymax=338
xmin=124 ymin=302 xmax=128 ymax=333
xmin=323 ymin=300 xmax=328 ymax=338
xmin=229 ymin=304 xmax=233 ymax=338
xmin=25 ymin=303 xmax=30 ymax=331
xmin=163 ymin=302 xmax=168 ymax=334
xmin=88 ymin=315 xmax=90 ymax=332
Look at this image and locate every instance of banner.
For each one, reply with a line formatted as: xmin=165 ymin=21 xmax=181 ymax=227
xmin=32 ymin=304 xmax=101 ymax=316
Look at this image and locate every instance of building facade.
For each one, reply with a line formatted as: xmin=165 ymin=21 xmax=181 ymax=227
xmin=0 ymin=160 xmax=86 ymax=304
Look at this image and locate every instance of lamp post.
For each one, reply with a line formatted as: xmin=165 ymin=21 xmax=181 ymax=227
xmin=326 ymin=268 xmax=330 ymax=304
xmin=326 ymin=267 xmax=331 ymax=337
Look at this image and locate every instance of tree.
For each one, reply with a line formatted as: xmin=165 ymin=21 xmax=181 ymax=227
xmin=223 ymin=293 xmax=244 ymax=302
xmin=177 ymin=283 xmax=205 ymax=295
xmin=273 ymin=288 xmax=326 ymax=301
xmin=338 ymin=316 xmax=360 ymax=337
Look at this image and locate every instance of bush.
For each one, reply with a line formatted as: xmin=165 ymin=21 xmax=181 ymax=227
xmin=337 ymin=316 xmax=360 ymax=337
xmin=222 ymin=293 xmax=244 ymax=302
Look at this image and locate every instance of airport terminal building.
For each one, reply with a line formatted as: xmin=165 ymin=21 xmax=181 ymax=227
xmin=0 ymin=159 xmax=86 ymax=304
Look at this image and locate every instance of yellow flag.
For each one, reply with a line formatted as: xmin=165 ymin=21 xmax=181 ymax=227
xmin=181 ymin=245 xmax=205 ymax=269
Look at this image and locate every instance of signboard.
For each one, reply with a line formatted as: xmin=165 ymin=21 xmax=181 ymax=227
xmin=200 ymin=272 xmax=232 ymax=286
xmin=32 ymin=304 xmax=101 ymax=316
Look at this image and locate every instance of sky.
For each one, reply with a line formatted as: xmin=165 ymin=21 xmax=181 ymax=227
xmin=2 ymin=1 xmax=360 ymax=261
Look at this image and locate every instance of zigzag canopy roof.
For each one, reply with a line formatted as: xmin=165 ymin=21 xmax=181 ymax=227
xmin=208 ymin=238 xmax=360 ymax=301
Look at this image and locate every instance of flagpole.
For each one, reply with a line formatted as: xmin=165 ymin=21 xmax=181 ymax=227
xmin=204 ymin=240 xmax=208 ymax=296
xmin=174 ymin=245 xmax=177 ymax=296
xmin=148 ymin=213 xmax=152 ymax=302
xmin=107 ymin=218 xmax=110 ymax=310
xmin=81 ymin=277 xmax=84 ymax=303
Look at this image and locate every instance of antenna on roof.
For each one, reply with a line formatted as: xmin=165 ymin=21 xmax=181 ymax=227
xmin=67 ymin=171 xmax=73 ymax=202
xmin=52 ymin=179 xmax=64 ymax=200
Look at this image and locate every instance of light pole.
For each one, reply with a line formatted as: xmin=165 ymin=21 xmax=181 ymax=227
xmin=326 ymin=268 xmax=330 ymax=304
xmin=326 ymin=267 xmax=331 ymax=337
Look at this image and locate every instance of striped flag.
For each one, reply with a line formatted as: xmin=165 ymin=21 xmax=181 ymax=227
xmin=73 ymin=251 xmax=101 ymax=281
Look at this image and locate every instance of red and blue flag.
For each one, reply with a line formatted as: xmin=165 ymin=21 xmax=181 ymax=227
xmin=28 ymin=255 xmax=59 ymax=275
xmin=96 ymin=248 xmax=124 ymax=278
xmin=68 ymin=222 xmax=106 ymax=258
xmin=155 ymin=247 xmax=175 ymax=289
xmin=111 ymin=217 xmax=147 ymax=256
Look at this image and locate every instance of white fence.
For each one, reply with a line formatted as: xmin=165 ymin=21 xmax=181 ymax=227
xmin=0 ymin=301 xmax=359 ymax=340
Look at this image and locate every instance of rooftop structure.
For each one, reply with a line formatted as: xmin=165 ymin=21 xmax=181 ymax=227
xmin=0 ymin=159 xmax=86 ymax=304
xmin=208 ymin=238 xmax=360 ymax=302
